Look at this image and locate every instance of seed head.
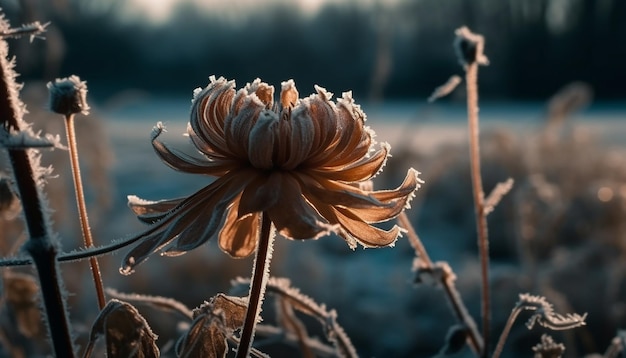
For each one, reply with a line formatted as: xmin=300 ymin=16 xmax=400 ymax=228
xmin=454 ymin=26 xmax=489 ymax=68
xmin=46 ymin=75 xmax=90 ymax=116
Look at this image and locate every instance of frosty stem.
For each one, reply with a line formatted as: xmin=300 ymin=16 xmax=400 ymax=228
xmin=398 ymin=212 xmax=484 ymax=355
xmin=465 ymin=61 xmax=491 ymax=357
xmin=236 ymin=213 xmax=274 ymax=358
xmin=63 ymin=113 xmax=106 ymax=310
xmin=0 ymin=53 xmax=75 ymax=356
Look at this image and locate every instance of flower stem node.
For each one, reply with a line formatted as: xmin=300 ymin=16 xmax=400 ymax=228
xmin=46 ymin=75 xmax=90 ymax=116
xmin=122 ymin=76 xmax=421 ymax=273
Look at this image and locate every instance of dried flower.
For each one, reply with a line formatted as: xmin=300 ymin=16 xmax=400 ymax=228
xmin=454 ymin=26 xmax=489 ymax=68
xmin=122 ymin=76 xmax=420 ymax=274
xmin=46 ymin=75 xmax=90 ymax=116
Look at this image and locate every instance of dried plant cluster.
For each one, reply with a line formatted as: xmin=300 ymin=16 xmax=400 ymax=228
xmin=0 ymin=12 xmax=622 ymax=358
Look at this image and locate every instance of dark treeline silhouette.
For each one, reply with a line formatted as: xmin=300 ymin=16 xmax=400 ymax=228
xmin=4 ymin=0 xmax=626 ymax=101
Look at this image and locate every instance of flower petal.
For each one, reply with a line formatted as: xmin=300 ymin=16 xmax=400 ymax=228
xmin=299 ymin=175 xmax=386 ymax=209
xmin=237 ymin=172 xmax=281 ymax=217
xmin=190 ymin=77 xmax=235 ymax=156
xmin=164 ymin=170 xmax=257 ymax=255
xmin=127 ymin=195 xmax=184 ymax=223
xmin=224 ymin=95 xmax=266 ymax=159
xmin=369 ymin=168 xmax=422 ymax=203
xmin=310 ymin=143 xmax=389 ymax=182
xmin=333 ymin=206 xmax=401 ymax=247
xmin=266 ymin=174 xmax=336 ymax=240
xmin=152 ymin=131 xmax=238 ymax=176
xmin=247 ymin=111 xmax=279 ymax=169
xmin=219 ymin=199 xmax=259 ymax=258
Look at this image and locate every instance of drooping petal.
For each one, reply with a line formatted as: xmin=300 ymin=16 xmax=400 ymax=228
xmin=309 ymin=143 xmax=389 ymax=182
xmin=369 ymin=168 xmax=422 ymax=203
xmin=266 ymin=174 xmax=336 ymax=240
xmin=152 ymin=130 xmax=238 ymax=176
xmin=164 ymin=170 xmax=257 ymax=255
xmin=332 ymin=206 xmax=401 ymax=247
xmin=298 ymin=174 xmax=387 ymax=209
xmin=121 ymin=170 xmax=255 ymax=273
xmin=219 ymin=198 xmax=260 ymax=258
xmin=127 ymin=195 xmax=184 ymax=223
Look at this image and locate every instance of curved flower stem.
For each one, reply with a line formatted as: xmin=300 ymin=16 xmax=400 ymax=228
xmin=398 ymin=212 xmax=483 ymax=355
xmin=492 ymin=306 xmax=522 ymax=358
xmin=465 ymin=61 xmax=491 ymax=357
xmin=236 ymin=213 xmax=274 ymax=358
xmin=63 ymin=113 xmax=106 ymax=310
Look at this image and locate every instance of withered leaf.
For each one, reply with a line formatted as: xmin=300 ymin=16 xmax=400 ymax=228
xmin=2 ymin=271 xmax=42 ymax=338
xmin=176 ymin=293 xmax=247 ymax=358
xmin=83 ymin=299 xmax=159 ymax=358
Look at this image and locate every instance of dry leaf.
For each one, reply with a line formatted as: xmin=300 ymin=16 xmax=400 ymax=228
xmin=83 ymin=299 xmax=159 ymax=358
xmin=176 ymin=293 xmax=247 ymax=358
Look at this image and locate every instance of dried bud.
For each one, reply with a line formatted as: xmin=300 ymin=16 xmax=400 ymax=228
xmin=46 ymin=75 xmax=90 ymax=116
xmin=454 ymin=26 xmax=489 ymax=67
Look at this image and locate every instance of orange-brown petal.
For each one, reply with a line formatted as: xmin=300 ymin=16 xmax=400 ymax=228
xmin=333 ymin=206 xmax=401 ymax=247
xmin=219 ymin=200 xmax=259 ymax=258
xmin=310 ymin=143 xmax=388 ymax=182
xmin=266 ymin=174 xmax=335 ymax=240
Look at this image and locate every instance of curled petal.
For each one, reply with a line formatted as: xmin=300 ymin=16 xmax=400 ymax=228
xmin=247 ymin=111 xmax=279 ymax=169
xmin=152 ymin=130 xmax=237 ymax=176
xmin=333 ymin=207 xmax=401 ymax=247
xmin=266 ymin=174 xmax=336 ymax=240
xmin=310 ymin=143 xmax=389 ymax=182
xmin=190 ymin=78 xmax=236 ymax=156
xmin=369 ymin=168 xmax=422 ymax=203
xmin=224 ymin=95 xmax=266 ymax=158
xmin=299 ymin=175 xmax=387 ymax=209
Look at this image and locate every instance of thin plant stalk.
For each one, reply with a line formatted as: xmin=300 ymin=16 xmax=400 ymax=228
xmin=236 ymin=213 xmax=274 ymax=358
xmin=492 ymin=306 xmax=523 ymax=358
xmin=398 ymin=212 xmax=483 ymax=355
xmin=63 ymin=113 xmax=106 ymax=310
xmin=465 ymin=59 xmax=491 ymax=357
xmin=0 ymin=41 xmax=75 ymax=356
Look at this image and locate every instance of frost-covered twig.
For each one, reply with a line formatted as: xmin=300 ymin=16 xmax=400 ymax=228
xmin=455 ymin=25 xmax=491 ymax=357
xmin=0 ymin=18 xmax=48 ymax=41
xmin=483 ymin=178 xmax=514 ymax=216
xmin=492 ymin=293 xmax=586 ymax=358
xmin=0 ymin=17 xmax=75 ymax=357
xmin=398 ymin=212 xmax=484 ymax=356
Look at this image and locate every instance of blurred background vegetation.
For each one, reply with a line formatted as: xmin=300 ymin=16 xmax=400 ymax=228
xmin=2 ymin=0 xmax=626 ymax=102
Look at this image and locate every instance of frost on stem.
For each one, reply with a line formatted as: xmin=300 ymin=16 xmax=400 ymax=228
xmin=454 ymin=26 xmax=489 ymax=68
xmin=428 ymin=75 xmax=462 ymax=103
xmin=517 ymin=293 xmax=587 ymax=330
xmin=46 ymin=75 xmax=90 ymax=116
xmin=532 ymin=334 xmax=565 ymax=358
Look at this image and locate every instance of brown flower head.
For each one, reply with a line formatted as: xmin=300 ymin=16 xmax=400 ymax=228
xmin=121 ymin=76 xmax=420 ymax=274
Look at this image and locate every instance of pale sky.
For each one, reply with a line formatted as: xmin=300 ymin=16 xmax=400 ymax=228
xmin=127 ymin=0 xmax=336 ymax=23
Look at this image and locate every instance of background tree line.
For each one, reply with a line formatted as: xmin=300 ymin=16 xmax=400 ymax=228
xmin=4 ymin=0 xmax=626 ymax=102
